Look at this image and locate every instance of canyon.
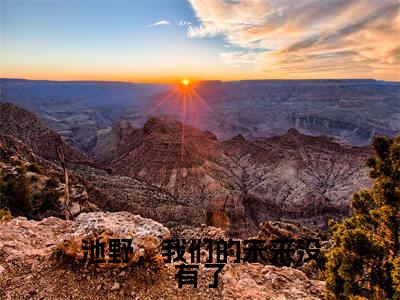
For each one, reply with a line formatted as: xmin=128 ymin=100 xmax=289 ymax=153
xmin=0 ymin=102 xmax=372 ymax=237
xmin=0 ymin=78 xmax=398 ymax=299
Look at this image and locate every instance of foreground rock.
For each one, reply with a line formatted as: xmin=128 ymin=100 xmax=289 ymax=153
xmin=177 ymin=224 xmax=227 ymax=241
xmin=59 ymin=212 xmax=170 ymax=266
xmin=0 ymin=215 xmax=325 ymax=299
xmin=0 ymin=216 xmax=73 ymax=261
xmin=222 ymin=264 xmax=325 ymax=300
xmin=256 ymin=220 xmax=319 ymax=242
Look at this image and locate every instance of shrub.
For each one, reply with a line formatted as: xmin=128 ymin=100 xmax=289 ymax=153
xmin=40 ymin=190 xmax=60 ymax=212
xmin=0 ymin=208 xmax=12 ymax=221
xmin=46 ymin=177 xmax=59 ymax=188
xmin=27 ymin=162 xmax=42 ymax=173
xmin=325 ymin=136 xmax=400 ymax=299
xmin=0 ymin=170 xmax=33 ymax=217
xmin=30 ymin=175 xmax=39 ymax=183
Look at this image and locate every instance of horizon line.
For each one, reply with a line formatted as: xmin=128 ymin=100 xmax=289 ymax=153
xmin=1 ymin=77 xmax=399 ymax=85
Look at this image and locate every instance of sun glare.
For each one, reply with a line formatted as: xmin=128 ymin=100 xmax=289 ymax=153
xmin=182 ymin=78 xmax=190 ymax=86
xmin=145 ymin=77 xmax=215 ymax=161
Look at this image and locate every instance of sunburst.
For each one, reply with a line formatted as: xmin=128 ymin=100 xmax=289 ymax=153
xmin=182 ymin=78 xmax=190 ymax=86
xmin=144 ymin=78 xmax=215 ymax=162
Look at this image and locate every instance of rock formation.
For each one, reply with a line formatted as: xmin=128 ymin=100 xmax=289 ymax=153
xmin=220 ymin=128 xmax=372 ymax=231
xmin=59 ymin=212 xmax=170 ymax=266
xmin=0 ymin=103 xmax=87 ymax=162
xmin=93 ymin=116 xmax=372 ymax=236
xmin=0 ymin=134 xmax=97 ymax=220
xmin=0 ymin=103 xmax=373 ymax=237
xmin=0 ymin=214 xmax=325 ymax=299
xmin=222 ymin=264 xmax=324 ymax=300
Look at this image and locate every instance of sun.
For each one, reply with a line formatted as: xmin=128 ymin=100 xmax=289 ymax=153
xmin=181 ymin=78 xmax=190 ymax=86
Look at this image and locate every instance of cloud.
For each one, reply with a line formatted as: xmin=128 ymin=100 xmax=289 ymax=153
xmin=220 ymin=50 xmax=265 ymax=65
xmin=178 ymin=21 xmax=192 ymax=26
xmin=187 ymin=0 xmax=400 ymax=80
xmin=187 ymin=24 xmax=220 ymax=38
xmin=149 ymin=20 xmax=171 ymax=27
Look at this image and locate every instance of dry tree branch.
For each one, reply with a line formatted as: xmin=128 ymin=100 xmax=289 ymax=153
xmin=55 ymin=136 xmax=72 ymax=220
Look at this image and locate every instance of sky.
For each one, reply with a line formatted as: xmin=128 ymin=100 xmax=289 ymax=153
xmin=1 ymin=0 xmax=399 ymax=82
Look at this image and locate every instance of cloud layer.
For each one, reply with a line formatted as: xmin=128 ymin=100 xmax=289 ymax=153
xmin=188 ymin=0 xmax=400 ymax=79
xmin=149 ymin=20 xmax=171 ymax=27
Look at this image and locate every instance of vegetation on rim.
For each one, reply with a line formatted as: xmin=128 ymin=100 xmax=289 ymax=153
xmin=326 ymin=136 xmax=400 ymax=299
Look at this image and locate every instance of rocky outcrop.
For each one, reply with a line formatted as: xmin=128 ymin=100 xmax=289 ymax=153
xmin=59 ymin=212 xmax=170 ymax=266
xmin=0 ymin=134 xmax=97 ymax=220
xmin=111 ymin=115 xmax=221 ymax=173
xmin=87 ymin=120 xmax=138 ymax=163
xmin=222 ymin=264 xmax=325 ymax=300
xmin=102 ymin=117 xmax=371 ymax=236
xmin=0 ymin=215 xmax=325 ymax=300
xmin=178 ymin=224 xmax=227 ymax=241
xmin=0 ymin=212 xmax=170 ymax=264
xmin=69 ymin=163 xmax=196 ymax=229
xmin=108 ymin=116 xmax=241 ymax=233
xmin=256 ymin=220 xmax=318 ymax=242
xmin=0 ymin=103 xmax=87 ymax=162
xmin=206 ymin=195 xmax=258 ymax=237
xmin=220 ymin=128 xmax=372 ymax=231
xmin=0 ymin=216 xmax=73 ymax=261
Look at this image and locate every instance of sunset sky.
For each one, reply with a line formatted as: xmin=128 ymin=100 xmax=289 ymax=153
xmin=1 ymin=0 xmax=399 ymax=82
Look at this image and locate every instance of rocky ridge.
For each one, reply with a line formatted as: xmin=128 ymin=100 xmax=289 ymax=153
xmin=59 ymin=212 xmax=170 ymax=266
xmin=89 ymin=116 xmax=372 ymax=236
xmin=106 ymin=116 xmax=250 ymax=235
xmin=0 ymin=134 xmax=98 ymax=220
xmin=0 ymin=103 xmax=87 ymax=162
